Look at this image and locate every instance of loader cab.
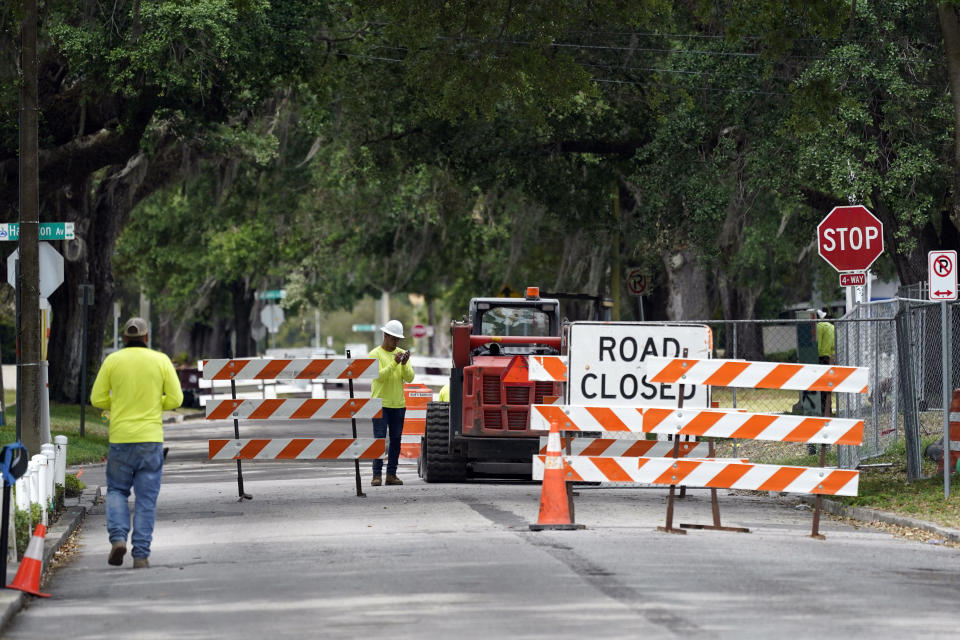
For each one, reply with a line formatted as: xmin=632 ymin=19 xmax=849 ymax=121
xmin=469 ymin=288 xmax=561 ymax=348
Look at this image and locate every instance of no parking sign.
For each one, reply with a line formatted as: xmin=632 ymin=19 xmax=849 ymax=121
xmin=929 ymin=250 xmax=958 ymax=301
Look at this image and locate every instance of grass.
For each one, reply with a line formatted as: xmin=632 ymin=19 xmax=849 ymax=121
xmin=0 ymin=390 xmax=196 ymax=466
xmin=0 ymin=390 xmax=110 ymax=465
xmin=833 ymin=438 xmax=960 ymax=530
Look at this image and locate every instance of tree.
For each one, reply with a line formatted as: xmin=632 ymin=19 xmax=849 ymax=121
xmin=1 ymin=1 xmax=336 ymax=400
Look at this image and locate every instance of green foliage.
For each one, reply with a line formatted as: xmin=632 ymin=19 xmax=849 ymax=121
xmin=63 ymin=473 xmax=86 ymax=498
xmin=12 ymin=0 xmax=959 ymax=357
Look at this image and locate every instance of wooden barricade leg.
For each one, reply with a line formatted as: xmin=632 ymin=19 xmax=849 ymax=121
xmin=657 ymin=434 xmax=686 ymax=535
xmin=810 ymin=390 xmax=831 ymax=540
xmin=679 ymin=438 xmax=749 ymax=533
xmin=230 ymin=378 xmax=253 ymax=502
xmin=658 ymin=350 xmax=688 ymax=535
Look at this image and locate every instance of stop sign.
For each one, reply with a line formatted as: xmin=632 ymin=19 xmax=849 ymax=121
xmin=817 ymin=205 xmax=884 ymax=272
xmin=411 ymin=323 xmax=427 ymax=338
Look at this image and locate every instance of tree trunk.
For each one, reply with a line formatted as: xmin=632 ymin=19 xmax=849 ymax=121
xmin=229 ymin=279 xmax=255 ymax=357
xmin=48 ymin=145 xmax=181 ymax=402
xmin=717 ymin=272 xmax=764 ymax=361
xmin=661 ymin=247 xmax=710 ymax=321
xmin=939 ymin=3 xmax=960 ymax=234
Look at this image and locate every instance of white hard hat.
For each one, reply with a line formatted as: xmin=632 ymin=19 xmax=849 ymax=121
xmin=381 ymin=319 xmax=404 ymax=338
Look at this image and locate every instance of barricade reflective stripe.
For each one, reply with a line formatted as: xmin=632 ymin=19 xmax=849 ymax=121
xmin=205 ymin=398 xmax=382 ymax=421
xmin=644 ymin=357 xmax=869 ymax=394
xmin=951 ymin=412 xmax=960 ymax=425
xmin=538 ymin=437 xmax=710 ymax=458
xmin=532 ymin=456 xmax=859 ymax=496
xmin=209 ymin=438 xmax=386 ymax=460
xmin=531 ymin=405 xmax=644 ymax=432
xmin=201 ymin=358 xmax=378 ymax=381
xmin=641 ymin=408 xmax=864 ymax=445
xmin=529 ymin=356 xmax=568 ymax=382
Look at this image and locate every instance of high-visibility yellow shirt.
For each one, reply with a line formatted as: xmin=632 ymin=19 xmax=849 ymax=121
xmin=439 ymin=385 xmax=450 ymax=402
xmin=90 ymin=345 xmax=184 ymax=443
xmin=816 ymin=322 xmax=836 ymax=358
xmin=368 ymin=346 xmax=415 ymax=408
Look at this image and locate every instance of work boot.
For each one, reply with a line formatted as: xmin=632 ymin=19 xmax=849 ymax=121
xmin=385 ymin=474 xmax=403 ymax=485
xmin=371 ymin=475 xmax=382 ymax=486
xmin=133 ymin=557 xmax=150 ymax=569
xmin=108 ymin=541 xmax=126 ymax=566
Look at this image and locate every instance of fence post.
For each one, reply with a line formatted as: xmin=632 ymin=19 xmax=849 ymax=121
xmin=895 ymin=307 xmax=922 ymax=480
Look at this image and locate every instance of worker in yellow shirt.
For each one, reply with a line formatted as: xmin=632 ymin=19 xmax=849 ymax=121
xmin=816 ymin=309 xmax=836 ymax=417
xmin=368 ymin=320 xmax=415 ymax=486
xmin=91 ymin=317 xmax=183 ymax=569
xmin=438 ymin=384 xmax=450 ymax=402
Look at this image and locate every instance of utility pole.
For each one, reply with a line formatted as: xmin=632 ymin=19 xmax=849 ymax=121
xmin=18 ymin=0 xmax=47 ymax=454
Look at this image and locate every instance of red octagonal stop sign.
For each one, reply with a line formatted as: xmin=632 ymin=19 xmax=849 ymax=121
xmin=817 ymin=205 xmax=884 ymax=272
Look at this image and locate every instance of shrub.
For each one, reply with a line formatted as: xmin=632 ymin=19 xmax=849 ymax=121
xmin=64 ymin=473 xmax=85 ymax=498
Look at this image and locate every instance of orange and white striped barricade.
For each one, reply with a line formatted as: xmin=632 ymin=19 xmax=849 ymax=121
xmin=531 ymin=405 xmax=864 ymax=446
xmin=400 ymin=384 xmax=433 ymax=460
xmin=529 ymin=356 xmax=568 ymax=382
xmin=642 ymin=357 xmax=870 ymax=395
xmin=202 ymin=357 xmax=379 ymax=381
xmin=537 ymin=437 xmax=711 ymax=459
xmin=205 ymin=398 xmax=382 ymax=421
xmin=201 ymin=357 xmax=380 ymax=499
xmin=532 ymin=457 xmax=859 ymax=496
xmin=528 ymin=367 xmax=869 ymax=535
xmin=644 ymin=355 xmax=868 ymax=538
xmin=209 ymin=438 xmax=386 ymax=461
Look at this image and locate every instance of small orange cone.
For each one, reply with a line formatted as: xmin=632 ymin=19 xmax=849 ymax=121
xmin=530 ymin=418 xmax=584 ymax=531
xmin=6 ymin=523 xmax=50 ymax=597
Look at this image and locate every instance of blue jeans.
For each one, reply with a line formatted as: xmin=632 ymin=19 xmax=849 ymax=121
xmin=106 ymin=443 xmax=164 ymax=559
xmin=372 ymin=407 xmax=405 ymax=476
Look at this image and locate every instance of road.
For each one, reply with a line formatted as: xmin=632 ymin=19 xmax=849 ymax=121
xmin=5 ymin=416 xmax=960 ymax=639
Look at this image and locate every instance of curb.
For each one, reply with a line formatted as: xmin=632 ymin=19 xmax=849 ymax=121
xmin=802 ymin=496 xmax=960 ymax=543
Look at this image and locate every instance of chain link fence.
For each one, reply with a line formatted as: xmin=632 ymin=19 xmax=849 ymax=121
xmin=694 ymin=297 xmax=959 ymax=477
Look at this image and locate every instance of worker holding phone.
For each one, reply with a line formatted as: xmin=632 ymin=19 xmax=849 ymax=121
xmin=368 ymin=320 xmax=415 ymax=486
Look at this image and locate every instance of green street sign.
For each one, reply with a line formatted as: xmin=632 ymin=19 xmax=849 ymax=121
xmin=257 ymin=289 xmax=286 ymax=300
xmin=0 ymin=222 xmax=75 ymax=241
xmin=351 ymin=324 xmax=377 ymax=332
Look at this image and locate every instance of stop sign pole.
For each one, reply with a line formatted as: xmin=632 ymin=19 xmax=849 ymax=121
xmin=817 ymin=205 xmax=884 ymax=312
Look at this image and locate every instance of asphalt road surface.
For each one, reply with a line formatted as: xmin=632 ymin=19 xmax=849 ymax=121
xmin=5 ymin=416 xmax=960 ymax=639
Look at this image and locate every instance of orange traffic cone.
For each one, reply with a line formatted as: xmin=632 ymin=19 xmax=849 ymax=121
xmin=940 ymin=388 xmax=960 ymax=473
xmin=6 ymin=523 xmax=50 ymax=597
xmin=530 ymin=418 xmax=584 ymax=531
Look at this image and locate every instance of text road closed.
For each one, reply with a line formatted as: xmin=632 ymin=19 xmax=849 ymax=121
xmin=567 ymin=322 xmax=712 ymax=408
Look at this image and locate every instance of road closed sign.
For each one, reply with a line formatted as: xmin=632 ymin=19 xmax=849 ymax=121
xmin=567 ymin=322 xmax=712 ymax=408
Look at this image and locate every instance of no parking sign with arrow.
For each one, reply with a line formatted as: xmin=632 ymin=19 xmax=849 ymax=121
xmin=929 ymin=250 xmax=958 ymax=301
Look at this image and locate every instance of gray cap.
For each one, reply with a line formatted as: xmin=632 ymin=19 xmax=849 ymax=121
xmin=122 ymin=317 xmax=149 ymax=339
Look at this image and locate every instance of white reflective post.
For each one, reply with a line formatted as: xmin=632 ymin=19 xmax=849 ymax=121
xmin=32 ymin=454 xmax=48 ymax=525
xmin=41 ymin=443 xmax=56 ymax=508
xmin=14 ymin=474 xmax=29 ymax=511
xmin=54 ymin=435 xmax=67 ymax=488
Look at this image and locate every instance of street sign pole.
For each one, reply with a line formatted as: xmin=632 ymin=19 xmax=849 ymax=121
xmin=927 ymin=250 xmax=957 ymax=498
xmin=942 ymin=299 xmax=952 ymax=499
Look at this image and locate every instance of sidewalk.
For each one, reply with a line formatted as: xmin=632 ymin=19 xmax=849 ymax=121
xmin=0 ymin=477 xmax=97 ymax=630
xmin=0 ymin=410 xmax=190 ymax=631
